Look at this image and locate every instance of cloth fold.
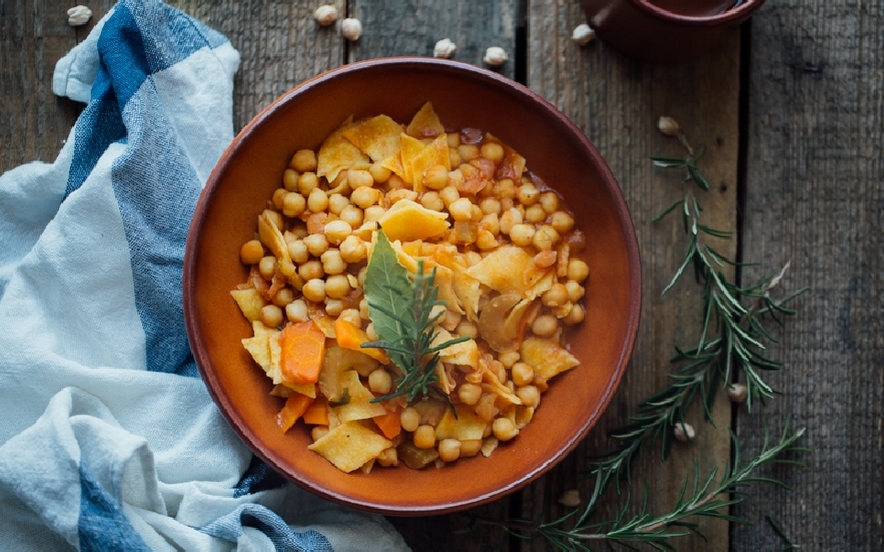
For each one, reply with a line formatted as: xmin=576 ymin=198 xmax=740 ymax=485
xmin=0 ymin=1 xmax=409 ymax=550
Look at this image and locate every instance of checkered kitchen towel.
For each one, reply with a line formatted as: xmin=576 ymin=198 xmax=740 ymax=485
xmin=0 ymin=1 xmax=408 ymax=549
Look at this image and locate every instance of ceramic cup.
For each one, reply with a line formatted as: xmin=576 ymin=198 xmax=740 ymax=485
xmin=580 ymin=0 xmax=766 ymax=63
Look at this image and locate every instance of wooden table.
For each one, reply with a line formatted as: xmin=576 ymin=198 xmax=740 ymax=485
xmin=2 ymin=1 xmax=880 ymax=550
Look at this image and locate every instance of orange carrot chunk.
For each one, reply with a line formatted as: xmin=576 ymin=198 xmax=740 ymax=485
xmin=302 ymin=394 xmax=330 ymax=426
xmin=333 ymin=317 xmax=390 ymax=364
xmin=373 ymin=407 xmax=402 ymax=440
xmin=280 ymin=320 xmax=327 ymax=384
xmin=277 ymin=393 xmax=314 ymax=433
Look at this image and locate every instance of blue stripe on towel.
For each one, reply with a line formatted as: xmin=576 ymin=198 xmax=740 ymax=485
xmin=200 ymin=504 xmax=334 ymax=551
xmin=78 ymin=463 xmax=151 ymax=552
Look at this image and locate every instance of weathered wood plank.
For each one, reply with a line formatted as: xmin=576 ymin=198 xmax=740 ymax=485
xmin=524 ymin=1 xmax=741 ymax=550
xmin=734 ymin=1 xmax=884 ymax=549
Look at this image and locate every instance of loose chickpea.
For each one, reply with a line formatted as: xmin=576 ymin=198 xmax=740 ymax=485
xmin=272 ymin=287 xmax=294 ymax=307
xmin=320 ymin=250 xmax=347 ymax=276
xmin=438 ymin=439 xmax=462 ymax=463
xmin=311 ymin=426 xmax=329 ymax=442
xmin=376 ymin=447 xmax=398 ymax=467
xmin=448 ymin=148 xmax=462 ymax=168
xmin=368 ymin=368 xmax=393 ymax=395
xmin=563 ymin=303 xmax=586 ymax=325
xmin=400 ymin=407 xmax=421 ymax=432
xmin=303 ymin=233 xmax=329 ymax=257
xmin=496 ymin=178 xmax=516 ymax=199
xmin=290 ymin=149 xmax=317 ymax=172
xmin=476 ymin=229 xmax=499 ymax=250
xmin=306 ymin=187 xmax=328 ymax=213
xmin=532 ymin=226 xmax=559 ymax=251
xmin=422 ymin=164 xmax=449 ymax=190
xmin=240 ymin=240 xmax=264 ymax=265
xmin=337 ymin=309 xmax=361 ymax=329
xmin=368 ymin=162 xmax=391 ymax=183
xmin=413 ymin=425 xmax=437 ymax=449
xmin=324 ymin=274 xmax=351 ymax=299
xmin=324 ymin=220 xmax=351 ymax=245
xmin=539 ymin=191 xmax=560 ymax=214
xmin=327 ymin=193 xmax=349 ymax=216
xmin=298 ymin=260 xmax=324 ymax=281
xmin=460 ymin=439 xmax=482 ymax=457
xmin=565 ymin=280 xmax=585 ymax=302
xmin=339 ymin=205 xmax=363 ymax=228
xmin=517 ymin=385 xmax=541 ymax=408
xmin=542 ymin=283 xmax=569 ymax=308
xmin=517 ymin=184 xmax=540 ymax=205
xmin=446 ymin=197 xmax=472 ymax=222
xmin=258 ymin=256 xmax=277 ymax=280
xmin=364 ymin=205 xmax=385 ymax=222
xmin=439 ymin=185 xmax=460 ymax=207
xmin=492 ymin=417 xmax=519 ymax=441
xmin=282 ymin=168 xmax=299 ymax=191
xmin=339 ymin=235 xmax=367 ymax=263
xmin=419 ymin=191 xmax=445 ymax=212
xmin=524 ymin=204 xmax=547 ymax=224
xmin=440 ymin=309 xmax=462 ymax=332
xmin=386 ymin=173 xmax=406 ymax=189
xmin=350 ymin=186 xmax=381 ymax=208
xmin=509 ymin=223 xmax=535 ymax=247
xmin=470 ymin=204 xmax=484 ymax=222
xmin=549 ymin=210 xmax=575 ymax=233
xmin=325 ymin=298 xmax=344 ymax=317
xmin=285 ymin=299 xmax=309 ymax=323
xmin=271 ymin=188 xmax=288 ymax=211
xmin=480 ymin=141 xmax=505 ymax=163
xmin=498 ymin=350 xmax=520 ymax=369
xmin=282 ymin=192 xmax=307 ymax=218
xmin=479 ymin=197 xmax=502 ymax=215
xmin=458 ymin=382 xmax=483 ymax=405
xmin=510 ymin=362 xmax=534 ymax=387
xmin=532 ymin=314 xmax=559 ymax=337
xmin=568 ymin=258 xmax=590 ymax=282
xmin=455 ymin=320 xmax=478 ymax=339
xmin=287 ymin=240 xmax=309 ymax=264
xmin=301 ymin=279 xmax=326 ymax=303
xmin=347 ymin=168 xmax=373 ymax=189
xmin=259 ymin=304 xmax=283 ymax=328
xmin=298 ymin=172 xmax=320 ymax=195
xmin=458 ymin=143 xmax=480 ymax=161
xmin=499 ymin=207 xmax=522 ymax=235
xmin=534 ymin=250 xmax=558 ymax=269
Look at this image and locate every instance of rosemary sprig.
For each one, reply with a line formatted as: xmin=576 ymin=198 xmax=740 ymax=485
xmin=363 ymin=229 xmax=469 ymax=405
xmin=469 ymin=421 xmax=808 ymax=550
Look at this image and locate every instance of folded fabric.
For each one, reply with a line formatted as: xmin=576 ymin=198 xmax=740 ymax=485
xmin=0 ymin=1 xmax=409 ymax=550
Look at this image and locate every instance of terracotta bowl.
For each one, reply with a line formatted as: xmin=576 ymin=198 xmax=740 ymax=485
xmin=183 ymin=57 xmax=641 ymax=515
xmin=581 ymin=0 xmax=766 ymax=63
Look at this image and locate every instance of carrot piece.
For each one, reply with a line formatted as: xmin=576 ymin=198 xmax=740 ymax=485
xmin=373 ymin=407 xmax=402 ymax=440
xmin=333 ymin=317 xmax=390 ymax=364
xmin=279 ymin=320 xmax=327 ymax=384
xmin=277 ymin=393 xmax=314 ymax=433
xmin=302 ymin=394 xmax=329 ymax=426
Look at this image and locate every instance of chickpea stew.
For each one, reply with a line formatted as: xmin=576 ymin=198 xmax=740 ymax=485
xmin=231 ymin=102 xmax=589 ymax=474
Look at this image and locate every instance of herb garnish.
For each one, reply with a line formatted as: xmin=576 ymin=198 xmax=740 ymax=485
xmin=363 ymin=228 xmax=469 ymax=406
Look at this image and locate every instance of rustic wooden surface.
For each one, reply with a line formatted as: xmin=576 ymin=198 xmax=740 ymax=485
xmin=1 ymin=0 xmax=880 ymax=550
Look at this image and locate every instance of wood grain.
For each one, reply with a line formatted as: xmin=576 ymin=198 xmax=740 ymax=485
xmin=733 ymin=1 xmax=884 ymax=549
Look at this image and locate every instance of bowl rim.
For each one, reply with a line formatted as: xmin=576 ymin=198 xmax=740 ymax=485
xmin=626 ymin=0 xmax=766 ymax=26
xmin=184 ymin=56 xmax=642 ymax=514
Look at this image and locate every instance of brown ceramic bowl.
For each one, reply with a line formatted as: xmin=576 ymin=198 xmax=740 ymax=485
xmin=183 ymin=57 xmax=640 ymax=515
xmin=581 ymin=0 xmax=766 ymax=63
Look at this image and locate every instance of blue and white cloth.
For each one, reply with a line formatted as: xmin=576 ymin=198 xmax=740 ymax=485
xmin=0 ymin=1 xmax=409 ymax=549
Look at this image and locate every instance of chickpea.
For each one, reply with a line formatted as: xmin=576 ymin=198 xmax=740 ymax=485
xmin=470 ymin=204 xmax=484 ymax=222
xmin=324 ymin=220 xmax=351 ymax=245
xmin=476 ymin=229 xmax=499 ymax=250
xmin=439 ymin=185 xmax=460 ymax=207
xmin=240 ymin=240 xmax=264 ymax=265
xmin=324 ymin=274 xmax=351 ymax=299
xmin=460 ymin=439 xmax=483 ymax=457
xmin=479 ymin=197 xmax=501 ymax=215
xmin=423 ymin=164 xmax=450 ymax=190
xmin=338 ymin=236 xmax=366 ymax=264
xmin=539 ymin=191 xmax=560 ymax=214
xmin=509 ymin=223 xmax=535 ymax=247
xmin=496 ymin=178 xmax=516 ymax=199
xmin=455 ymin=320 xmax=478 ymax=339
xmin=285 ymin=299 xmax=308 ymax=323
xmin=325 ymin=298 xmax=344 ymax=317
xmin=303 ymin=233 xmax=329 ymax=257
xmin=258 ymin=256 xmax=277 ymax=280
xmin=532 ymin=314 xmax=559 ymax=337
xmin=413 ymin=425 xmax=436 ymax=449
xmin=524 ymin=204 xmax=546 ymax=224
xmin=400 ymin=407 xmax=421 ymax=432
xmin=298 ymin=172 xmax=320 ymax=195
xmin=517 ymin=184 xmax=540 ymax=206
xmin=282 ymin=168 xmax=299 ymax=191
xmin=492 ymin=417 xmax=519 ymax=441
xmin=311 ymin=426 xmax=329 ymax=442
xmin=339 ymin=205 xmax=363 ymax=228
xmin=510 ymin=362 xmax=534 ymax=387
xmin=290 ymin=149 xmax=317 ymax=172
xmin=387 ymin=173 xmax=406 ymax=189
xmin=420 ymin=191 xmax=445 ymax=212
xmin=448 ymin=197 xmax=474 ymax=222
xmin=376 ymin=447 xmax=398 ymax=467
xmin=457 ymin=382 xmax=483 ymax=405
xmin=498 ymin=350 xmax=520 ymax=369
xmin=458 ymin=143 xmax=480 ymax=161
xmin=534 ymin=250 xmax=558 ymax=269
xmin=568 ymin=258 xmax=590 ymax=282
xmin=364 ymin=205 xmax=385 ymax=222
xmin=499 ymin=208 xmax=522 ymax=235
xmin=259 ymin=304 xmax=283 ymax=328
xmin=549 ymin=210 xmax=575 ymax=233
xmin=368 ymin=162 xmax=391 ymax=183
xmin=298 ymin=260 xmax=324 ymax=281
xmin=272 ymin=287 xmax=295 ymax=307
xmin=347 ymin=168 xmax=374 ymax=189
xmin=301 ymin=279 xmax=326 ymax=303
xmin=563 ymin=303 xmax=586 ymax=325
xmin=480 ymin=141 xmax=505 ymax=163
xmin=438 ymin=439 xmax=462 ymax=463
xmin=327 ymin=193 xmax=350 ymax=216
xmin=306 ymin=187 xmax=328 ymax=212
xmin=351 ymin=185 xmax=381 ymax=208
xmin=282 ymin=192 xmax=307 ymax=218
xmin=287 ymin=240 xmax=309 ymax=264
xmin=532 ymin=226 xmax=559 ymax=251
xmin=368 ymin=368 xmax=393 ymax=395
xmin=542 ymin=283 xmax=569 ymax=308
